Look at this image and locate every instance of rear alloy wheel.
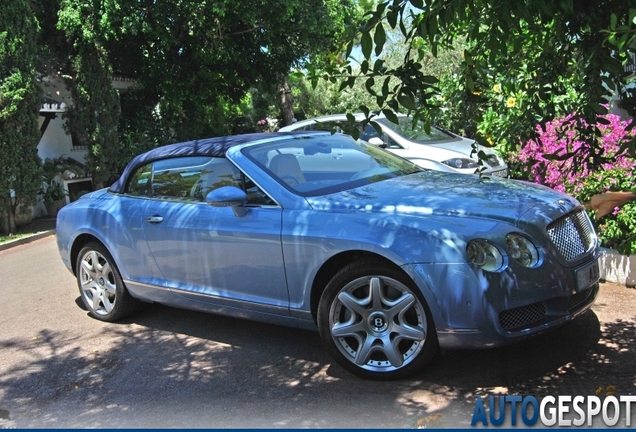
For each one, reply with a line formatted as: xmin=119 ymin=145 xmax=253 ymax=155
xmin=76 ymin=242 xmax=139 ymax=322
xmin=318 ymin=259 xmax=437 ymax=379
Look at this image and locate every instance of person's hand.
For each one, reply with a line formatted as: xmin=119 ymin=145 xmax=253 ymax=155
xmin=587 ymin=191 xmax=636 ymax=218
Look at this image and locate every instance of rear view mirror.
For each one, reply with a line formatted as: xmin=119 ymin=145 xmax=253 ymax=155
xmin=206 ymin=186 xmax=248 ymax=217
xmin=367 ymin=137 xmax=386 ymax=148
xmin=304 ymin=142 xmax=332 ymax=155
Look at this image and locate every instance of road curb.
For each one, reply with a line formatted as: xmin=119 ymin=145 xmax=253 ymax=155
xmin=0 ymin=229 xmax=56 ymax=252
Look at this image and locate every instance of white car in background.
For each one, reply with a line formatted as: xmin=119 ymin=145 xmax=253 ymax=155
xmin=280 ymin=113 xmax=509 ymax=177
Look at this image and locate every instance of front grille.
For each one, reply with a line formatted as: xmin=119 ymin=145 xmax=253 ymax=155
xmin=499 ymin=285 xmax=598 ymax=334
xmin=547 ymin=209 xmax=595 ymax=261
xmin=499 ymin=302 xmax=547 ymax=331
xmin=568 ymin=286 xmax=595 ymax=312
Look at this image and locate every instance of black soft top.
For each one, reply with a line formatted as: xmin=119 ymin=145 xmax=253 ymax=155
xmin=108 ymin=132 xmax=286 ymax=194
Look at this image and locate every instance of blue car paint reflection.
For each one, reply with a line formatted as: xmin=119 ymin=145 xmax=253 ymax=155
xmin=56 ymin=132 xmax=600 ymax=379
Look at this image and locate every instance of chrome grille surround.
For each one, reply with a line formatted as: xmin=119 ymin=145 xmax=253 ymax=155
xmin=547 ymin=209 xmax=596 ymax=261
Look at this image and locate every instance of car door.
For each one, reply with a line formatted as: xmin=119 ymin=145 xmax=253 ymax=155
xmin=132 ymin=156 xmax=289 ymax=314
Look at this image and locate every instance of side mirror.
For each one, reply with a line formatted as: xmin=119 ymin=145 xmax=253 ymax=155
xmin=206 ymin=186 xmax=249 ymax=217
xmin=367 ymin=137 xmax=386 ymax=148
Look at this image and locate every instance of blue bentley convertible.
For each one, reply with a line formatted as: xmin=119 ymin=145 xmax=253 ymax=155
xmin=56 ymin=132 xmax=600 ymax=379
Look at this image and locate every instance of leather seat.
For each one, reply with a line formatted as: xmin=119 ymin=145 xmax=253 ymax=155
xmin=269 ymin=154 xmax=305 ymax=186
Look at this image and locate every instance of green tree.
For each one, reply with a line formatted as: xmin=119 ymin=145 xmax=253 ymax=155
xmin=0 ymin=0 xmax=43 ymax=234
xmin=433 ymin=19 xmax=590 ymax=164
xmin=291 ymin=22 xmax=463 ymax=121
xmin=57 ymin=0 xmax=356 ymax=140
xmin=64 ymin=43 xmax=122 ymax=189
xmin=317 ymin=0 xmax=636 ymax=160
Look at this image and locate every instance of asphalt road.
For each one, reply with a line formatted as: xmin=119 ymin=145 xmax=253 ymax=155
xmin=1 ymin=236 xmax=635 ymax=428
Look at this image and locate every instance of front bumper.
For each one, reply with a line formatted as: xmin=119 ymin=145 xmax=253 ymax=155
xmin=435 ymin=283 xmax=598 ymax=349
xmin=404 ymin=257 xmax=600 ymax=350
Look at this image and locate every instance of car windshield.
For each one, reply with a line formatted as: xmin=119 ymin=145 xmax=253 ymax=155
xmin=376 ymin=117 xmax=454 ymax=143
xmin=243 ymin=134 xmax=421 ymax=196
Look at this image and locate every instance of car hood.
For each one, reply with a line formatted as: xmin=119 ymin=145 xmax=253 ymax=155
xmin=425 ymin=138 xmax=497 ymax=157
xmin=306 ymin=171 xmax=579 ymax=226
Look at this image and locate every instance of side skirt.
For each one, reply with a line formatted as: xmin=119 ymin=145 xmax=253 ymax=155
xmin=124 ymin=279 xmax=317 ymax=331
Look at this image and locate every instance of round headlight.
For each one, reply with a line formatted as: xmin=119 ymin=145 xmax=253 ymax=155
xmin=506 ymin=234 xmax=540 ymax=268
xmin=467 ymin=240 xmax=505 ymax=272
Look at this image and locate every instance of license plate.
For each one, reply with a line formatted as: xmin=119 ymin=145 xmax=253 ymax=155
xmin=491 ymin=170 xmax=508 ymax=178
xmin=575 ymin=259 xmax=600 ymax=292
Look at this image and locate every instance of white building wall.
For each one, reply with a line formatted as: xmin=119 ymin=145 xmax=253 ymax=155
xmin=37 ymin=115 xmax=88 ymax=164
xmin=38 ymin=75 xmax=86 ymax=163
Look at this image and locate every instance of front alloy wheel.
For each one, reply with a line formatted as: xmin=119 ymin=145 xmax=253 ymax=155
xmin=318 ymin=259 xmax=437 ymax=379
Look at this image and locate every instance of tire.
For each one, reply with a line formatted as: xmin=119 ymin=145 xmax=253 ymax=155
xmin=317 ymin=259 xmax=438 ymax=380
xmin=76 ymin=241 xmax=140 ymax=322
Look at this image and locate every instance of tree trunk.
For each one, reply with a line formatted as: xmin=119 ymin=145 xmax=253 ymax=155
xmin=278 ymin=75 xmax=295 ymax=127
xmin=1 ymin=202 xmax=16 ymax=235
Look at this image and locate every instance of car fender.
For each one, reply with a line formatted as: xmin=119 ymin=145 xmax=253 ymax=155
xmin=56 ymin=193 xmax=163 ymax=287
xmin=282 ymin=208 xmax=505 ymax=317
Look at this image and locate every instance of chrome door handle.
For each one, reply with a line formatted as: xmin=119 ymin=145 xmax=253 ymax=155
xmin=144 ymin=216 xmax=164 ymax=224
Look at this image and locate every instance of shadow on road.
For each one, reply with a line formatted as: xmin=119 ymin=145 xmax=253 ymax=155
xmin=1 ymin=299 xmax=634 ymax=428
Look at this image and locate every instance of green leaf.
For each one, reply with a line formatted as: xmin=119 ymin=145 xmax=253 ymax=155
xmin=382 ymin=109 xmax=399 ymax=124
xmin=417 ymin=20 xmax=427 ymax=40
xmin=399 ymin=19 xmax=408 ymax=37
xmin=398 ymin=94 xmax=418 ymax=110
xmin=381 ymin=76 xmax=390 ymax=98
xmin=365 ymin=77 xmax=376 ymax=95
xmin=465 ymin=76 xmax=475 ymax=92
xmin=361 ymin=60 xmax=369 ymax=74
xmin=387 ymin=9 xmax=398 ymax=29
xmin=543 ymin=152 xmax=574 ymax=161
xmin=559 ymin=0 xmax=574 ymax=14
xmin=374 ymin=24 xmax=386 ymax=56
xmin=361 ymin=31 xmax=372 ymax=60
xmin=345 ymin=40 xmax=354 ymax=60
xmin=373 ymin=59 xmax=385 ymax=74
xmin=618 ymin=32 xmax=631 ymax=50
xmin=422 ymin=118 xmax=432 ymax=135
xmin=421 ymin=75 xmax=439 ymax=84
xmin=369 ymin=120 xmax=384 ymax=137
xmin=429 ymin=17 xmax=438 ymax=44
xmin=375 ymin=1 xmax=387 ymax=16
xmin=345 ymin=112 xmax=360 ymax=140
